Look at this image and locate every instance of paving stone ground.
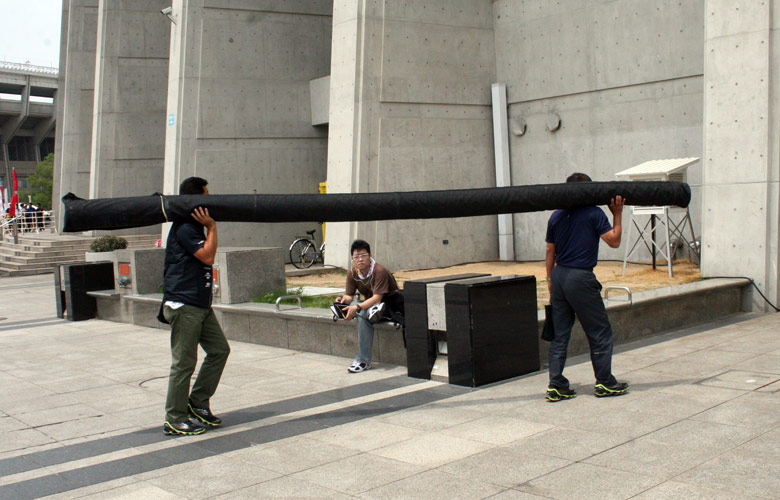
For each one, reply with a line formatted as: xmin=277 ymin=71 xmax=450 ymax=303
xmin=1 ymin=274 xmax=778 ymax=499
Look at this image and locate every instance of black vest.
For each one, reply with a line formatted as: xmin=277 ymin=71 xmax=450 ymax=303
xmin=161 ymin=222 xmax=213 ymax=308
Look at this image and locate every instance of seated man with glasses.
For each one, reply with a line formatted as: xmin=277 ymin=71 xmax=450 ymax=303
xmin=336 ymin=239 xmax=399 ymax=373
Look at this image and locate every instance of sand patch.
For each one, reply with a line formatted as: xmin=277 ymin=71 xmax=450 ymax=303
xmin=287 ymin=260 xmax=700 ymax=309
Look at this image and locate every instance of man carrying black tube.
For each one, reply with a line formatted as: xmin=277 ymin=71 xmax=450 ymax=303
xmin=544 ymin=172 xmax=629 ymax=402
xmin=159 ymin=176 xmax=230 ymax=435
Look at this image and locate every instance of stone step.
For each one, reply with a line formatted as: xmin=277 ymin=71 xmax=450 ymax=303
xmin=9 ymin=240 xmax=158 ymax=251
xmin=0 ymin=258 xmax=85 ymax=271
xmin=0 ymin=245 xmax=153 ymax=259
xmin=0 ymin=247 xmax=95 ymax=258
xmin=0 ymin=253 xmax=89 ymax=265
xmin=0 ymin=241 xmax=91 ymax=251
xmin=22 ymin=236 xmax=158 ymax=248
xmin=0 ymin=240 xmax=157 ymax=254
xmin=0 ymin=234 xmax=159 ymax=278
xmin=0 ymin=268 xmax=56 ymax=277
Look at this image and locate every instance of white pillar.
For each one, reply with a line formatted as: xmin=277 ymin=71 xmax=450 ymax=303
xmin=491 ymin=83 xmax=515 ymax=261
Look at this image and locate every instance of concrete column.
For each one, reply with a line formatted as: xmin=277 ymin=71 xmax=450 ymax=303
xmin=89 ymin=0 xmax=170 ymax=212
xmin=325 ymin=0 xmax=498 ymax=271
xmin=53 ymin=0 xmax=99 ymax=231
xmin=163 ymin=0 xmax=332 ymax=248
xmin=701 ymin=0 xmax=780 ymax=310
xmin=52 ymin=2 xmax=70 ymax=218
xmin=491 ymin=83 xmax=514 ymax=261
xmin=1 ymin=76 xmax=30 ymax=193
xmin=323 ymin=0 xmax=370 ymax=269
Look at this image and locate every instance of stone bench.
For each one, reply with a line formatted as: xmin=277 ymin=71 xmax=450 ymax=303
xmin=90 ymin=276 xmax=752 ymax=368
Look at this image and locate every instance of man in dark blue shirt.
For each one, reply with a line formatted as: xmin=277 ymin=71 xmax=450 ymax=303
xmin=160 ymin=177 xmax=230 ymax=435
xmin=544 ymin=173 xmax=628 ymax=402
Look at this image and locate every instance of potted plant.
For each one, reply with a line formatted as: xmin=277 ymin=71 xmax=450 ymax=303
xmin=85 ymin=234 xmax=128 ymax=262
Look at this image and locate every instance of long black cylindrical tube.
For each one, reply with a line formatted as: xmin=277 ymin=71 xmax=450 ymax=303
xmin=62 ymin=181 xmax=690 ymax=232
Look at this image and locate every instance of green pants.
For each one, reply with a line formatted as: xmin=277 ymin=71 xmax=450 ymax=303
xmin=164 ymin=304 xmax=230 ymax=423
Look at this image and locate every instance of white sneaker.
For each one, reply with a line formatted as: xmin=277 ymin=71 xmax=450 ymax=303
xmin=367 ymin=302 xmax=385 ymax=323
xmin=347 ymin=361 xmax=371 ymax=373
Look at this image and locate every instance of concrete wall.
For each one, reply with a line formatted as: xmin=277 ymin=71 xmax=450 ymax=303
xmin=326 ymin=0 xmax=498 ymax=271
xmin=495 ymin=0 xmax=705 ymax=262
xmin=163 ymin=0 xmax=333 ymax=248
xmin=700 ymin=0 xmax=780 ymax=310
xmin=89 ymin=0 xmax=169 ymax=211
xmin=53 ymin=0 xmax=780 ymax=312
xmin=54 ymin=0 xmax=99 ymax=230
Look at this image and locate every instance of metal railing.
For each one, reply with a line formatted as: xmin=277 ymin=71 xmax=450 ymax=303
xmin=1 ymin=210 xmax=56 ymax=239
xmin=0 ymin=61 xmax=59 ymax=76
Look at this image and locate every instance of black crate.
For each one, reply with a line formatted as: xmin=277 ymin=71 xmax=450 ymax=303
xmin=54 ymin=263 xmax=115 ymax=321
xmin=444 ymin=275 xmax=539 ymax=387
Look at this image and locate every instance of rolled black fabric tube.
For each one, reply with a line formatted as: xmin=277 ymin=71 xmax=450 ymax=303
xmin=62 ymin=181 xmax=690 ymax=232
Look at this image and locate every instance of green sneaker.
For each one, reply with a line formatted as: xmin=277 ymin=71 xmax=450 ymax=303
xmin=546 ymin=386 xmax=577 ymax=402
xmin=594 ymin=382 xmax=629 ymax=398
xmin=163 ymin=420 xmax=206 ymax=436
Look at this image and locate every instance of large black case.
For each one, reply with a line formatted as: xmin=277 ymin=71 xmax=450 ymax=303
xmin=444 ymin=275 xmax=539 ymax=387
xmin=404 ymin=274 xmax=489 ymax=380
xmin=54 ymin=263 xmax=115 ymax=321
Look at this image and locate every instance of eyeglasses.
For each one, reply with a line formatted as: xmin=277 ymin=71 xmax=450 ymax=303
xmin=352 ymin=253 xmax=370 ymax=261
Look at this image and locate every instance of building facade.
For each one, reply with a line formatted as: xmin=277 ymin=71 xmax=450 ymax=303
xmin=53 ymin=0 xmax=780 ymax=310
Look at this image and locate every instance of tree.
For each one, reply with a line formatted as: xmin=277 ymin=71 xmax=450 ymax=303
xmin=19 ymin=153 xmax=54 ymax=210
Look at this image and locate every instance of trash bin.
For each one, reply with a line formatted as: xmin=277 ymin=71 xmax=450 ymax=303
xmin=405 ymin=274 xmax=540 ymax=387
xmin=54 ymin=262 xmax=115 ymax=321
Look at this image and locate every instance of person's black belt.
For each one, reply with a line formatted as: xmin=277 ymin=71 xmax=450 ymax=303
xmin=556 ymin=265 xmax=594 ymax=273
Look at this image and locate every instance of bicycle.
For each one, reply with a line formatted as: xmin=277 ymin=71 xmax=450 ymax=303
xmin=289 ymin=229 xmax=325 ymax=269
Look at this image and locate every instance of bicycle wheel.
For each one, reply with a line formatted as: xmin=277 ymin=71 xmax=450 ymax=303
xmin=319 ymin=242 xmax=325 ymax=263
xmin=290 ymin=239 xmax=317 ymax=269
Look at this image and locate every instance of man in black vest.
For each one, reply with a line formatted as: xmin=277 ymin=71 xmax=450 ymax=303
xmin=160 ymin=177 xmax=230 ymax=435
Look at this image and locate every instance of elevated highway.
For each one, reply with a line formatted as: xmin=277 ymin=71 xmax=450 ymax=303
xmin=0 ymin=61 xmax=58 ymax=200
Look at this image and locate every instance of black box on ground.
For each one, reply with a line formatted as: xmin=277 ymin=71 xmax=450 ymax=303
xmin=404 ymin=273 xmax=490 ymax=380
xmin=444 ymin=275 xmax=539 ymax=387
xmin=54 ymin=262 xmax=115 ymax=321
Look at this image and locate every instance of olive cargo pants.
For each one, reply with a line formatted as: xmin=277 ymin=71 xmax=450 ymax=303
xmin=164 ymin=305 xmax=230 ymax=423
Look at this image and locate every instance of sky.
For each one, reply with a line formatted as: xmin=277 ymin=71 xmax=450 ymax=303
xmin=0 ymin=0 xmax=62 ymax=68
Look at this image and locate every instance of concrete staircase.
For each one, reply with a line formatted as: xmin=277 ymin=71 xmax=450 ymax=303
xmin=0 ymin=234 xmax=159 ymax=277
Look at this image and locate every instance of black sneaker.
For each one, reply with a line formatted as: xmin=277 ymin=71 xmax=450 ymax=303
xmin=546 ymin=386 xmax=577 ymax=402
xmin=163 ymin=420 xmax=205 ymax=436
xmin=188 ymin=400 xmax=222 ymax=427
xmin=594 ymin=381 xmax=629 ymax=398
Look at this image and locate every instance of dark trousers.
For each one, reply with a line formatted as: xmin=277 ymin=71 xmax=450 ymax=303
xmin=163 ymin=305 xmax=230 ymax=423
xmin=549 ymin=266 xmax=617 ymax=388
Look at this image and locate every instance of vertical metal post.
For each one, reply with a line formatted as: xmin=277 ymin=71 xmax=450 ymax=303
xmin=622 ymin=207 xmax=634 ymax=276
xmin=650 ymin=215 xmax=657 ymax=270
xmin=664 ymin=208 xmax=673 ymax=277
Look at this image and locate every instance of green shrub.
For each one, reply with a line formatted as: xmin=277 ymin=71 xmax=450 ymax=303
xmin=90 ymin=235 xmax=129 ymax=252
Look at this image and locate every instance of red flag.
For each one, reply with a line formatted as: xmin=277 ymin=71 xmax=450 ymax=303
xmin=9 ymin=169 xmax=18 ymax=217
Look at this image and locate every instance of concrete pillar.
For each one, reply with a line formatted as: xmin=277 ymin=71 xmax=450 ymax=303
xmin=89 ymin=0 xmax=170 ymax=212
xmin=701 ymin=0 xmax=780 ymax=310
xmin=52 ymin=2 xmax=70 ymax=217
xmin=323 ymin=0 xmax=372 ymax=269
xmin=163 ymin=0 xmax=332 ymax=248
xmin=325 ymin=0 xmax=498 ymax=271
xmin=491 ymin=83 xmax=514 ymax=261
xmin=53 ymin=0 xmax=99 ymax=231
